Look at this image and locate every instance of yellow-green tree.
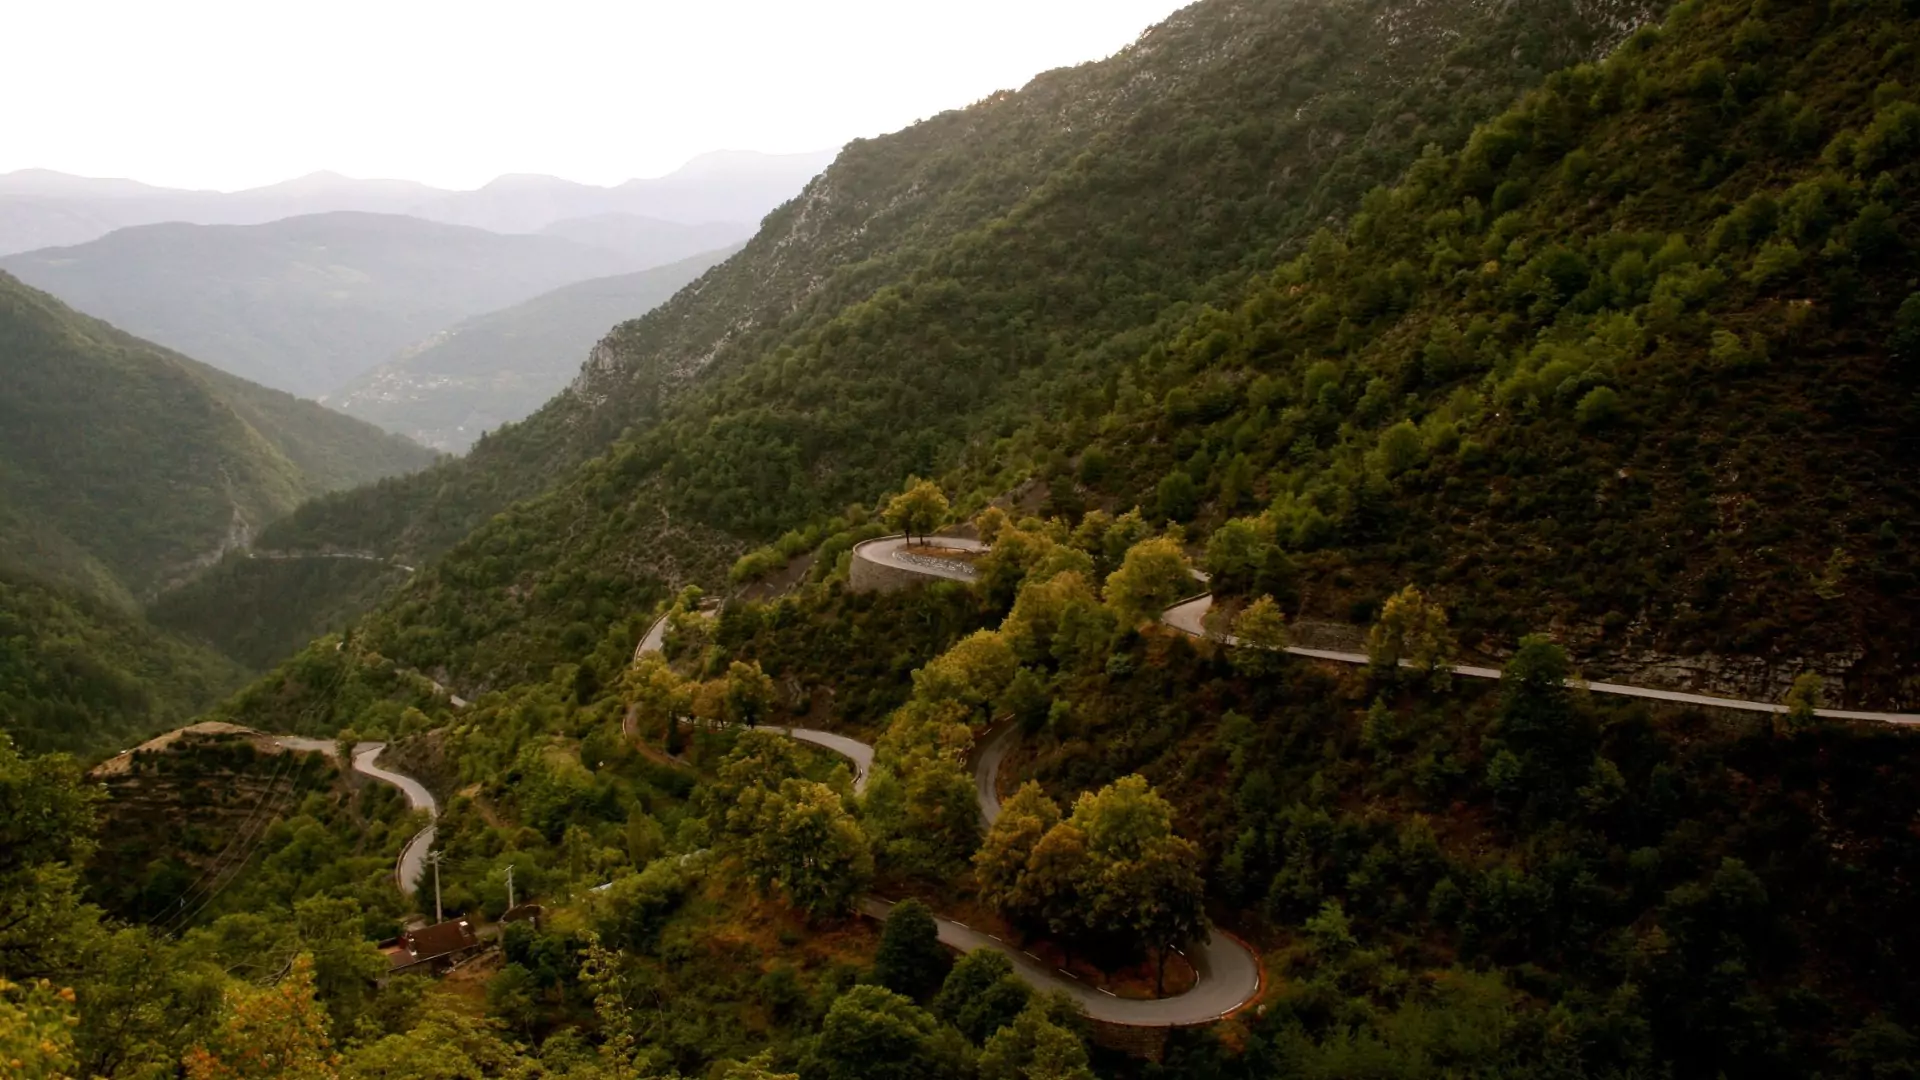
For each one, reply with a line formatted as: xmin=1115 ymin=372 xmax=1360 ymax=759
xmin=1366 ymin=585 xmax=1457 ymax=683
xmin=886 ymin=479 xmax=951 ymax=544
xmin=1783 ymin=671 xmax=1824 ymax=731
xmin=1003 ymin=572 xmax=1110 ymax=667
xmin=741 ymin=779 xmax=873 ymax=919
xmin=183 ymin=955 xmax=339 ymax=1080
xmin=724 ymin=659 xmax=778 ymax=727
xmin=1103 ymin=537 xmax=1196 ymax=626
xmin=974 ymin=783 xmax=1063 ymax=919
xmin=717 ymin=1053 xmax=801 ymax=1080
xmin=913 ymin=630 xmax=1018 ymax=714
xmin=975 ymin=506 xmax=1011 ymax=547
xmin=338 ymin=999 xmax=528 ymax=1079
xmin=1228 ymin=595 xmax=1288 ymax=677
xmin=625 ymin=653 xmax=690 ymax=751
xmin=0 ymin=978 xmax=78 ymax=1080
xmin=1065 ymin=776 xmax=1205 ymax=992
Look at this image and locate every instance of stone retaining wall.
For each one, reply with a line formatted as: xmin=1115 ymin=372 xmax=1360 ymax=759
xmin=848 ymin=537 xmax=976 ymax=593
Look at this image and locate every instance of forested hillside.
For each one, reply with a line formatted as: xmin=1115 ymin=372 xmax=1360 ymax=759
xmin=360 ymin=0 xmax=1917 ymax=701
xmin=0 ymin=272 xmax=430 ymax=753
xmin=0 ymin=571 xmax=243 ymax=757
xmin=0 ymin=272 xmax=432 ymax=602
xmin=13 ymin=2 xmax=1920 ymax=1079
xmin=242 ymin=0 xmax=1667 ymax=683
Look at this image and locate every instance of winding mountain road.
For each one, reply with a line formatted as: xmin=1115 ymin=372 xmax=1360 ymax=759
xmin=626 ymin=574 xmax=1260 ymax=1026
xmin=1163 ymin=595 xmax=1920 ymax=724
xmin=275 ymin=737 xmax=438 ymax=892
xmin=629 ymin=611 xmax=873 ymax=793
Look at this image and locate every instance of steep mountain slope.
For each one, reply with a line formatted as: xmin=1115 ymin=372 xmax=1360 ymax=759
xmin=983 ymin=0 xmax=1920 ymax=701
xmin=327 ymin=245 xmax=743 ymax=451
xmin=0 ymin=213 xmax=637 ymax=396
xmin=251 ymin=0 xmax=1663 ymax=580
xmin=0 ymin=271 xmax=433 ymax=600
xmin=0 ymin=570 xmax=245 ymax=758
xmin=239 ymin=0 xmax=1665 ymax=688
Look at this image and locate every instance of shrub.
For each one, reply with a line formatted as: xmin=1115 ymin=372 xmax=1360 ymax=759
xmin=1576 ymin=386 xmax=1623 ymax=428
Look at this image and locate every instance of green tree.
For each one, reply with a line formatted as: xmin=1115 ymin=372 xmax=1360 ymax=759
xmin=1104 ymin=537 xmax=1195 ymax=626
xmin=1576 ymin=385 xmax=1622 ymax=428
xmin=978 ymin=1003 xmax=1095 ymax=1080
xmin=0 ymin=736 xmax=101 ymax=981
xmin=1895 ymin=292 xmax=1920 ymax=369
xmin=886 ymin=479 xmax=951 ymax=544
xmin=932 ymin=951 xmax=1033 ymax=1046
xmin=482 ymin=962 xmax=540 ymax=1038
xmin=1154 ymin=470 xmax=1200 ymax=522
xmin=293 ymin=896 xmax=389 ymax=1038
xmin=716 ymin=1053 xmax=801 ymax=1080
xmin=1783 ymin=671 xmax=1824 ymax=730
xmin=1369 ymin=420 xmax=1426 ymax=478
xmin=1203 ymin=518 xmax=1270 ymax=596
xmin=624 ymin=810 xmax=665 ymax=867
xmin=1365 ymin=585 xmax=1457 ymax=684
xmin=705 ymin=729 xmax=805 ymax=839
xmin=872 ymin=899 xmax=951 ymax=1002
xmin=1063 ymin=776 xmax=1205 ymax=993
xmin=1492 ymin=635 xmax=1590 ymax=812
xmin=806 ymin=984 xmax=969 ymax=1080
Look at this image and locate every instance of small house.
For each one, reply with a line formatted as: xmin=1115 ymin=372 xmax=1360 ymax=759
xmin=383 ymin=918 xmax=481 ymax=975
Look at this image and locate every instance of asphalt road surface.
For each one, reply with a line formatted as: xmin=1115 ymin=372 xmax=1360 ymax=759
xmin=276 ymin=737 xmax=439 ymax=892
xmin=1163 ymin=595 xmax=1918 ymax=724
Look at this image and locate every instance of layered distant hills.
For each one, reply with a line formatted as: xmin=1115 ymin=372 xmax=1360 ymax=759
xmin=327 ymin=244 xmax=744 ymax=451
xmin=0 ymin=271 xmax=436 ymax=752
xmin=0 ymin=212 xmax=648 ymax=397
xmin=0 ymin=152 xmax=822 ymax=412
xmin=0 ymin=150 xmax=833 ymax=255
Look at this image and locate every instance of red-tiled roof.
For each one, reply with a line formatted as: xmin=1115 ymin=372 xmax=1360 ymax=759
xmin=400 ymin=919 xmax=477 ymax=962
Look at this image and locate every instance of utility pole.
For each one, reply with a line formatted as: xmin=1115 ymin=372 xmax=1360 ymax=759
xmin=505 ymin=863 xmax=515 ymax=912
xmin=427 ymin=851 xmax=444 ymax=923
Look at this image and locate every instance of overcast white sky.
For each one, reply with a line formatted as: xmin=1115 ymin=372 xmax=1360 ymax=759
xmin=2 ymin=0 xmax=1189 ymax=191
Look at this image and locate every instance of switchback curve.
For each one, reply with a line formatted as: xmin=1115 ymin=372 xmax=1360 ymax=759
xmin=276 ymin=737 xmax=438 ymax=892
xmin=626 ymin=569 xmax=1263 ymax=1025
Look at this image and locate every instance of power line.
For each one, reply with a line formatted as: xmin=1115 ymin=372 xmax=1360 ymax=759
xmin=153 ymin=746 xmax=297 ymax=931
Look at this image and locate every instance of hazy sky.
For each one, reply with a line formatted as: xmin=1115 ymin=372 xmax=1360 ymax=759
xmin=3 ymin=0 xmax=1189 ymax=191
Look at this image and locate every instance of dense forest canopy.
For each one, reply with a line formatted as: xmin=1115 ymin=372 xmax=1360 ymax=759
xmin=5 ymin=0 xmax=1920 ymax=1078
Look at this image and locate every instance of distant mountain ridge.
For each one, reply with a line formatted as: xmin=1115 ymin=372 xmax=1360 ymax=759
xmin=0 ymin=212 xmax=644 ymax=396
xmin=328 ymin=244 xmax=744 ymax=451
xmin=0 ymin=150 xmax=836 ymax=255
